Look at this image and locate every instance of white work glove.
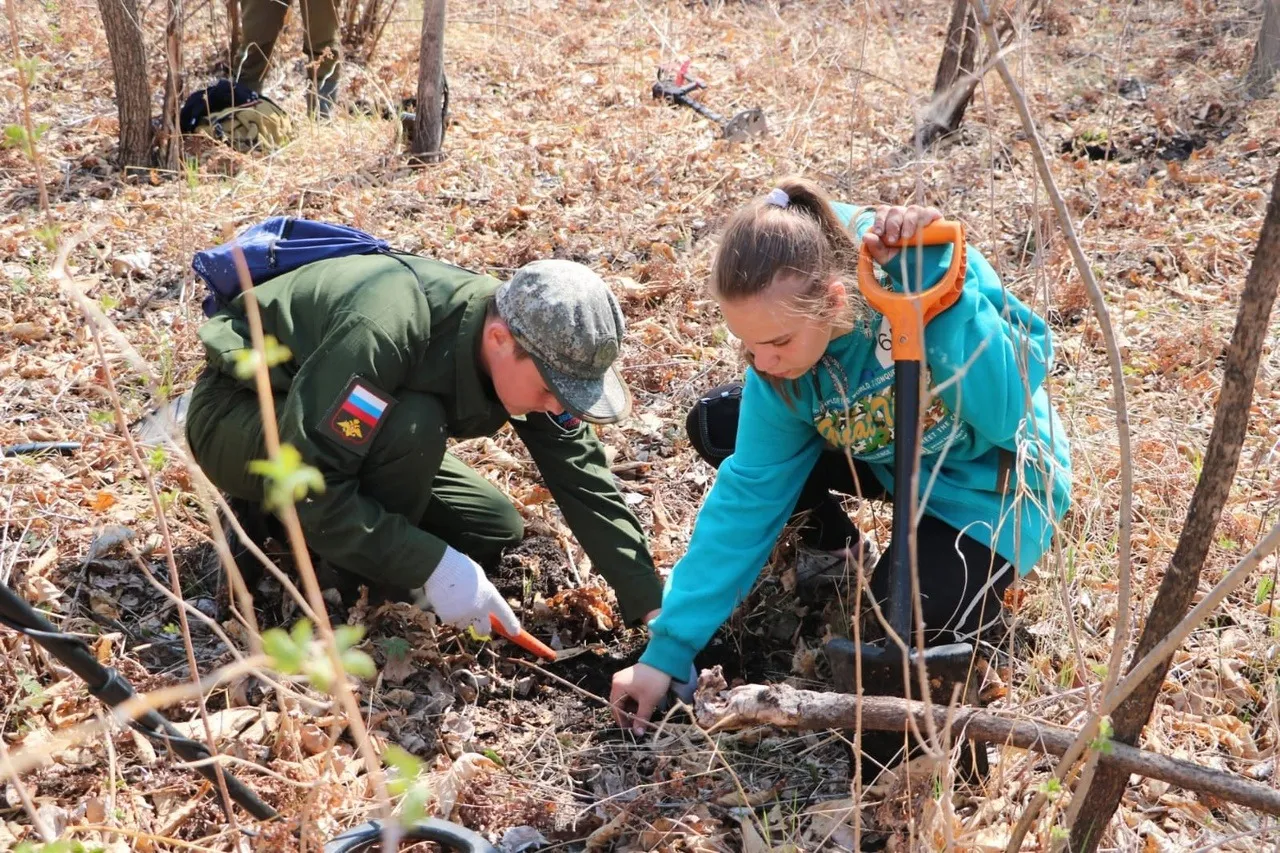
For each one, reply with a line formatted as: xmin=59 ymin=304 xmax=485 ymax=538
xmin=416 ymin=547 xmax=520 ymax=636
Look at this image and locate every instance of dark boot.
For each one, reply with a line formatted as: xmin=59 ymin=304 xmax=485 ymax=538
xmin=219 ymin=497 xmax=282 ymax=597
xmin=307 ymin=66 xmax=340 ymax=119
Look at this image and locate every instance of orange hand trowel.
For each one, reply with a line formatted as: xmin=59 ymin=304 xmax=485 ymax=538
xmin=489 ymin=614 xmax=558 ymax=662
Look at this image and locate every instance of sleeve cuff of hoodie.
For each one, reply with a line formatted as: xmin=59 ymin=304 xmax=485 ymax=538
xmin=639 ymin=634 xmax=698 ymax=681
xmin=881 ymin=244 xmax=953 ymax=292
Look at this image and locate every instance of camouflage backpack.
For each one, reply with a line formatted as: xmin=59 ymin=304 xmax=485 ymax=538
xmin=180 ymin=80 xmax=291 ymax=152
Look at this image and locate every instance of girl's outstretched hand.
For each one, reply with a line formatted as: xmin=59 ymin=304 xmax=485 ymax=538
xmin=862 ymin=204 xmax=944 ymax=265
xmin=610 ymin=662 xmax=672 ymax=736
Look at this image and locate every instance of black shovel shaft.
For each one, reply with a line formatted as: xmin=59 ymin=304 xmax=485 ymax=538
xmin=887 ymin=359 xmax=922 ymax=642
xmin=652 ymin=79 xmax=728 ymax=127
xmin=678 ymin=97 xmax=727 ymax=126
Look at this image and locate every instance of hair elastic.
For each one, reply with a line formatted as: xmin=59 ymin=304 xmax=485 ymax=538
xmin=764 ymin=187 xmax=790 ymax=208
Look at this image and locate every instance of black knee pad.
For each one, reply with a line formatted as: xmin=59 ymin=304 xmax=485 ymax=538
xmin=685 ymin=382 xmax=743 ymax=468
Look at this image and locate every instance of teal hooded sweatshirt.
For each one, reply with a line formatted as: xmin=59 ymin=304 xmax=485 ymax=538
xmin=640 ymin=204 xmax=1072 ymax=680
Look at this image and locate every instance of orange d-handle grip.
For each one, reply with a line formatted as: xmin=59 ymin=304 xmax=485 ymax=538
xmin=489 ymin=614 xmax=558 ymax=662
xmin=856 ymin=220 xmax=967 ymax=361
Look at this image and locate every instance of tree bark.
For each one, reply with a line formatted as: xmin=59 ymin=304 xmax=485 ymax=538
xmin=694 ymin=681 xmax=1280 ymax=816
xmin=227 ymin=0 xmax=240 ymax=79
xmin=916 ymin=0 xmax=978 ymax=149
xmin=96 ymin=0 xmax=152 ymax=169
xmin=1068 ymin=164 xmax=1280 ymax=852
xmin=915 ymin=0 xmax=1045 ymax=149
xmin=411 ymin=0 xmax=446 ymax=160
xmin=161 ymin=0 xmax=184 ymax=170
xmin=1246 ymin=0 xmax=1280 ymax=99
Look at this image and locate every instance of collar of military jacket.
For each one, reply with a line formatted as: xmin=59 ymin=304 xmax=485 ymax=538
xmin=451 ymin=289 xmax=503 ymax=425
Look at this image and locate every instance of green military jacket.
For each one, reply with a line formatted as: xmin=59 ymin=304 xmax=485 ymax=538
xmin=197 ymin=252 xmax=663 ymax=624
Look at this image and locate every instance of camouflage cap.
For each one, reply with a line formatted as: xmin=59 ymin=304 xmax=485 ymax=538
xmin=495 ymin=259 xmax=633 ymax=424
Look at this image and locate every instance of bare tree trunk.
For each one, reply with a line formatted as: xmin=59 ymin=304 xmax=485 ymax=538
xmin=227 ymin=0 xmax=241 ymax=70
xmin=933 ymin=0 xmax=966 ymax=92
xmin=694 ymin=682 xmax=1280 ymax=816
xmin=96 ymin=0 xmax=153 ymax=168
xmin=914 ymin=0 xmax=1038 ymax=149
xmin=411 ymin=0 xmax=446 ymax=160
xmin=161 ymin=0 xmax=184 ymax=170
xmin=1246 ymin=0 xmax=1280 ymax=99
xmin=1068 ymin=165 xmax=1280 ymax=852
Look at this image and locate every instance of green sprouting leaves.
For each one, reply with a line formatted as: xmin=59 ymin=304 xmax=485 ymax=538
xmin=15 ymin=842 xmax=103 ymax=853
xmin=231 ymin=334 xmax=292 ymax=380
xmin=34 ymin=223 xmax=60 ymax=251
xmin=262 ymin=618 xmax=312 ymax=675
xmin=4 ymin=121 xmax=50 ymax=160
xmin=262 ymin=619 xmax=375 ymax=692
xmin=248 ymin=444 xmax=324 ymax=511
xmin=1089 ymin=716 xmax=1115 ymax=756
xmin=15 ymin=56 xmax=47 ymax=84
xmin=383 ymin=745 xmax=430 ymax=825
xmin=334 ymin=625 xmax=376 ymax=680
xmin=16 ymin=672 xmax=48 ymax=711
xmin=380 ymin=635 xmax=412 ymax=661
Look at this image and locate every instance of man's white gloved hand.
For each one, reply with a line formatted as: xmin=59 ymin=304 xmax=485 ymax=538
xmin=416 ymin=547 xmax=520 ymax=636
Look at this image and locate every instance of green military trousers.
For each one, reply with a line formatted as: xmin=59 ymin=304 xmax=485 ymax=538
xmin=233 ymin=0 xmax=341 ymax=108
xmin=186 ymin=369 xmax=523 ymax=590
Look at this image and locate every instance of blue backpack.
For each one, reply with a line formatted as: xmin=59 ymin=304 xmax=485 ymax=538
xmin=193 ymin=217 xmax=399 ymax=317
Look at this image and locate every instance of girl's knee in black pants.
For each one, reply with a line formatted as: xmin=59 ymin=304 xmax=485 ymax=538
xmin=686 ymin=382 xmax=863 ymax=551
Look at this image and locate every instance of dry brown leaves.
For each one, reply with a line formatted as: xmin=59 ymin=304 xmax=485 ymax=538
xmin=2 ymin=0 xmax=1280 ymax=849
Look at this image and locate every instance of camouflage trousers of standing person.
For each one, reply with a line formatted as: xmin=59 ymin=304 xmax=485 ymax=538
xmin=185 ymin=368 xmax=524 ymax=595
xmin=233 ymin=0 xmax=342 ymax=116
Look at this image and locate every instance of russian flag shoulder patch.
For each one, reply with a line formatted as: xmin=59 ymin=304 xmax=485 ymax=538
xmin=319 ymin=375 xmax=396 ymax=455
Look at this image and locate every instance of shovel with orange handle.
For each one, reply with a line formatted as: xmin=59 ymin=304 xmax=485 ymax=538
xmin=489 ymin=613 xmax=558 ymax=662
xmin=823 ymin=219 xmax=989 ymax=778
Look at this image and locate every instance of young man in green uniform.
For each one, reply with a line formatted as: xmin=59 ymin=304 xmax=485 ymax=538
xmin=186 ymin=255 xmax=664 ymax=635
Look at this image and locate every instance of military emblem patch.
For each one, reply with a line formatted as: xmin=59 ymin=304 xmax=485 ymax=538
xmin=319 ymin=376 xmax=396 ymax=455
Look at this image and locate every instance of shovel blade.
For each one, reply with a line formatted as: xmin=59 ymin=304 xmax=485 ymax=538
xmin=824 ymin=638 xmax=976 ymax=699
xmin=825 ymin=637 xmax=991 ymax=782
xmin=723 ymin=108 xmax=767 ymax=142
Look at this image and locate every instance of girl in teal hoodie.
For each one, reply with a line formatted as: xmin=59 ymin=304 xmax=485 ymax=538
xmin=611 ymin=177 xmax=1071 ymax=732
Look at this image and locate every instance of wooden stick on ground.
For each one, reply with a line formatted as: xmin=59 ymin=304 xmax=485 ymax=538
xmin=694 ymin=681 xmax=1280 ymax=816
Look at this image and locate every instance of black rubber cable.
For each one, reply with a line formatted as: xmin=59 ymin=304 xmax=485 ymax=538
xmin=323 ymin=819 xmax=498 ymax=852
xmin=0 ymin=582 xmax=278 ymax=821
xmin=2 ymin=583 xmax=501 ymax=849
xmin=2 ymin=441 xmax=82 ymax=458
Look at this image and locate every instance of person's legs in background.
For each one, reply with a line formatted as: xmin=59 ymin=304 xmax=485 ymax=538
xmin=299 ymin=0 xmax=341 ymax=116
xmin=232 ymin=0 xmax=293 ymax=93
